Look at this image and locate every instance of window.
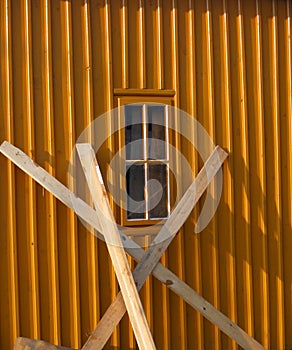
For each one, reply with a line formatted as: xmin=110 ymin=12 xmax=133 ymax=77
xmin=125 ymin=104 xmax=170 ymax=222
xmin=113 ymin=91 xmax=175 ymax=227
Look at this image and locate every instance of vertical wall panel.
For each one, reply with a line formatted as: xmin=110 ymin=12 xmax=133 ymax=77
xmin=214 ymin=1 xmax=237 ymax=349
xmin=11 ymin=0 xmax=40 ymax=341
xmin=263 ymin=2 xmax=284 ymax=349
xmin=121 ymin=0 xmax=128 ymax=89
xmin=0 ymin=1 xmax=19 ymax=349
xmin=137 ymin=0 xmax=146 ymax=88
xmin=168 ymin=2 xmax=187 ymax=350
xmin=1 ymin=1 xmax=292 ymax=349
xmin=282 ymin=2 xmax=292 ymax=349
xmin=32 ymin=0 xmax=61 ymax=344
xmin=178 ymin=2 xmax=205 ymax=349
xmin=199 ymin=1 xmax=221 ymax=348
xmin=244 ymin=1 xmax=269 ymax=348
xmin=231 ymin=0 xmax=254 ymax=341
xmin=52 ymin=0 xmax=80 ymax=346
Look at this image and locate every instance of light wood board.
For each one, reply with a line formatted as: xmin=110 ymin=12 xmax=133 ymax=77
xmin=76 ymin=143 xmax=156 ymax=350
xmin=0 ymin=141 xmax=265 ymax=350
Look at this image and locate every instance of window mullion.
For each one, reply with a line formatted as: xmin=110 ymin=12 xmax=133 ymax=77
xmin=143 ymin=104 xmax=149 ymax=220
xmin=165 ymin=104 xmax=169 ymax=162
xmin=166 ymin=105 xmax=170 ymax=217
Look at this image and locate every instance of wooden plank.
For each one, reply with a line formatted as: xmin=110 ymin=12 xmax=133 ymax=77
xmin=76 ymin=143 xmax=156 ymax=350
xmin=82 ymin=146 xmax=228 ymax=350
xmin=134 ymin=145 xmax=228 ymax=286
xmin=0 ymin=141 xmax=265 ymax=350
xmin=113 ymin=88 xmax=175 ymax=96
xmin=129 ymin=245 xmax=266 ymax=350
xmin=14 ymin=337 xmax=74 ymax=350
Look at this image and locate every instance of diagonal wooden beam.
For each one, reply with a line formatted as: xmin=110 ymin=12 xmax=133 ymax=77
xmin=128 ymin=241 xmax=265 ymax=350
xmin=0 ymin=141 xmax=265 ymax=350
xmin=76 ymin=143 xmax=156 ymax=350
xmin=81 ymin=145 xmax=228 ymax=350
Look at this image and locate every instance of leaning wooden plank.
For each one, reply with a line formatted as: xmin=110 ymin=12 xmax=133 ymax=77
xmin=0 ymin=141 xmax=265 ymax=350
xmin=134 ymin=145 xmax=228 ymax=289
xmin=14 ymin=337 xmax=74 ymax=350
xmin=76 ymin=143 xmax=156 ymax=350
xmin=129 ymin=245 xmax=266 ymax=350
xmin=82 ymin=146 xmax=228 ymax=350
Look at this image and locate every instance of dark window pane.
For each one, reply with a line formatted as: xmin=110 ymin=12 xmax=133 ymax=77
xmin=126 ymin=164 xmax=145 ymax=219
xmin=125 ymin=105 xmax=143 ymax=160
xmin=148 ymin=164 xmax=168 ymax=218
xmin=148 ymin=105 xmax=166 ymax=159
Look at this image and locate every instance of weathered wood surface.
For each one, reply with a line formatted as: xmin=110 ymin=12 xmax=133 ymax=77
xmin=14 ymin=337 xmax=74 ymax=350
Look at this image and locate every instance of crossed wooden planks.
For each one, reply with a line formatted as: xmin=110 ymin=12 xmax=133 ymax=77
xmin=0 ymin=141 xmax=265 ymax=350
xmin=78 ymin=144 xmax=228 ymax=350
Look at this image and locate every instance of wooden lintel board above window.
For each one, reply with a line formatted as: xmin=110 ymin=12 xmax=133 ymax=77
xmin=114 ymin=88 xmax=176 ymax=97
xmin=113 ymin=90 xmax=175 ymax=227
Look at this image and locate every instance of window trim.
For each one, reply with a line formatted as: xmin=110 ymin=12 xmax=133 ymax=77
xmin=115 ymin=95 xmax=174 ymax=227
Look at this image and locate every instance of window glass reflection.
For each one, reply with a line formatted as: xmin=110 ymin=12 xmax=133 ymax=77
xmin=125 ymin=105 xmax=143 ymax=160
xmin=126 ymin=164 xmax=145 ymax=219
xmin=148 ymin=106 xmax=165 ymax=160
xmin=148 ymin=164 xmax=168 ymax=219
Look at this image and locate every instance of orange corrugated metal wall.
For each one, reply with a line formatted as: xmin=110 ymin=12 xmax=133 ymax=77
xmin=0 ymin=0 xmax=291 ymax=349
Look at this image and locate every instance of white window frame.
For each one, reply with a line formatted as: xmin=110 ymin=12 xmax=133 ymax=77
xmin=115 ymin=95 xmax=174 ymax=227
xmin=124 ymin=103 xmax=170 ymax=222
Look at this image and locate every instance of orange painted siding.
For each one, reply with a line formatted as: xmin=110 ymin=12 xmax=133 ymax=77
xmin=0 ymin=1 xmax=291 ymax=349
